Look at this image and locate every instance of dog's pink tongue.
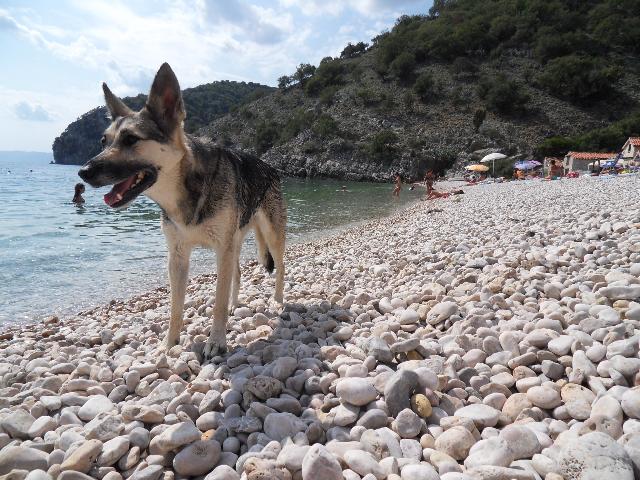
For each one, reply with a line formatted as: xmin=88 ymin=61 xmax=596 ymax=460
xmin=104 ymin=175 xmax=136 ymax=206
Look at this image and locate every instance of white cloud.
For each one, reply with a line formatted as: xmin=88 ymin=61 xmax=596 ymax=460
xmin=12 ymin=101 xmax=55 ymax=122
xmin=279 ymin=0 xmax=426 ymax=17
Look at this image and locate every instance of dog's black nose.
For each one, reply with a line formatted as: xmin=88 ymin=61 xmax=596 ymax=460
xmin=78 ymin=164 xmax=93 ymax=182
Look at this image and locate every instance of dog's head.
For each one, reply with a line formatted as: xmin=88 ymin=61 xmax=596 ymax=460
xmin=78 ymin=63 xmax=186 ymax=209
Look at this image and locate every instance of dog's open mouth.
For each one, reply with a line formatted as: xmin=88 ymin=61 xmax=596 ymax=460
xmin=104 ymin=168 xmax=157 ymax=208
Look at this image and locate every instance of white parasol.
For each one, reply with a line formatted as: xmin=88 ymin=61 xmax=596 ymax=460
xmin=481 ymin=153 xmax=507 ymax=180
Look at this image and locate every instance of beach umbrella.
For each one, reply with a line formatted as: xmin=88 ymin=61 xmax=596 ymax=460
xmin=514 ymin=160 xmax=541 ymax=171
xmin=465 ymin=164 xmax=489 ymax=172
xmin=480 ymin=153 xmax=507 ymax=180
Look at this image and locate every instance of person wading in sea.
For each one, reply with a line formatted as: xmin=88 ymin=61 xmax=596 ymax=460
xmin=73 ymin=183 xmax=86 ymax=204
xmin=392 ymin=173 xmax=402 ymax=197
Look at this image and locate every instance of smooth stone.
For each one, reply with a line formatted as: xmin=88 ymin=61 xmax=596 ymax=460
xmin=336 ymin=378 xmax=377 ymax=406
xmin=454 ymin=404 xmax=500 ymax=428
xmin=204 ymin=465 xmax=241 ymax=480
xmin=301 ymin=444 xmax=343 ymax=480
xmin=434 ymin=426 xmax=475 ymax=460
xmin=343 ymin=450 xmax=384 ymax=479
xmin=77 ymin=396 xmax=114 ymax=422
xmin=498 ymin=425 xmax=541 ymax=459
xmin=393 ymin=409 xmax=421 ymax=439
xmin=173 ymin=440 xmax=221 ymax=476
xmin=385 ymin=370 xmax=418 ymax=417
xmin=0 ymin=446 xmax=49 ymax=475
xmin=150 ymin=422 xmax=200 ymax=454
xmin=1 ymin=409 xmax=35 ymax=440
xmin=464 ymin=438 xmax=514 ymax=469
xmin=97 ymin=437 xmax=129 ymax=467
xmin=60 ymin=439 xmax=103 ymax=473
xmin=558 ymin=432 xmax=634 ymax=479
xmin=264 ymin=413 xmax=307 ymax=441
xmin=400 ymin=463 xmax=440 ymax=480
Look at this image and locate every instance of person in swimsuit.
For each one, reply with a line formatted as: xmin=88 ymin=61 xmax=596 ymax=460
xmin=392 ymin=173 xmax=402 ymax=197
xmin=73 ymin=183 xmax=86 ymax=204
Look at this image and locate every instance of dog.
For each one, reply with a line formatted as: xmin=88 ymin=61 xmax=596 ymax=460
xmin=78 ymin=63 xmax=286 ymax=360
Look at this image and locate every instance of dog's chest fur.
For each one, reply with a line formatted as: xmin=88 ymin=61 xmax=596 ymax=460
xmin=161 ymin=206 xmax=243 ymax=250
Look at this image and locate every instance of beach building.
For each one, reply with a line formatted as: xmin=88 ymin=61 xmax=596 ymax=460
xmin=564 ymin=151 xmax=616 ymax=172
xmin=620 ymin=137 xmax=640 ymax=165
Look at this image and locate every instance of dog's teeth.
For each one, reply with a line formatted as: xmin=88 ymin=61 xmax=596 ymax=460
xmin=116 ymin=193 xmax=123 ymax=201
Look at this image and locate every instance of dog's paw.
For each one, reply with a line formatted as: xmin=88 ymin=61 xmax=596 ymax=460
xmin=203 ymin=334 xmax=227 ymax=362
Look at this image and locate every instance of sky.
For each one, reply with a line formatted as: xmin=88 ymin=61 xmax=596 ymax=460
xmin=0 ymin=0 xmax=431 ymax=152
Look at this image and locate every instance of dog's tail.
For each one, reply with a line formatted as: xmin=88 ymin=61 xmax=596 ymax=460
xmin=255 ymin=225 xmax=275 ymax=273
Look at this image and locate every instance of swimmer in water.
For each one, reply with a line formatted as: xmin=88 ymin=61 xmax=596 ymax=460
xmin=73 ymin=183 xmax=86 ymax=204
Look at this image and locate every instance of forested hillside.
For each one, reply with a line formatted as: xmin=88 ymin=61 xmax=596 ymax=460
xmin=52 ymin=81 xmax=273 ymax=165
xmin=201 ymin=0 xmax=640 ymax=180
xmin=55 ymin=0 xmax=640 ymax=179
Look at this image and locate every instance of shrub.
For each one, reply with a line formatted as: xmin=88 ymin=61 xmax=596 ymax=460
xmin=452 ymin=57 xmax=478 ymax=77
xmin=255 ymin=121 xmax=280 ymax=155
xmin=277 ymin=75 xmax=292 ymax=89
xmin=478 ymin=75 xmax=529 ymax=114
xmin=365 ymin=130 xmax=399 ymax=161
xmin=413 ymin=72 xmax=435 ymax=102
xmin=537 ymin=111 xmax=640 ymax=155
xmin=537 ymin=54 xmax=621 ymax=102
xmin=281 ymin=108 xmax=314 ymax=142
xmin=390 ymin=52 xmax=416 ymax=80
xmin=319 ymin=85 xmax=340 ymax=106
xmin=402 ymin=91 xmax=415 ymax=111
xmin=304 ymin=58 xmax=345 ymax=96
xmin=341 ymin=41 xmax=368 ymax=58
xmin=356 ymin=87 xmax=378 ymax=106
xmin=473 ymin=108 xmax=486 ymax=132
xmin=293 ymin=63 xmax=316 ymax=86
xmin=313 ymin=114 xmax=339 ymax=138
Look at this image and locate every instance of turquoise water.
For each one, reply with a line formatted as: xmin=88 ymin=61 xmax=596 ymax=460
xmin=0 ymin=155 xmax=422 ymax=324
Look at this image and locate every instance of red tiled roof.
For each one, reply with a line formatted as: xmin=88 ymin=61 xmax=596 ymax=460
xmin=566 ymin=151 xmax=615 ymax=160
xmin=628 ymin=137 xmax=640 ymax=147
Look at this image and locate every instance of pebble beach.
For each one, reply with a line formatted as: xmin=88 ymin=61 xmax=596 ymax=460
xmin=1 ymin=175 xmax=639 ymax=480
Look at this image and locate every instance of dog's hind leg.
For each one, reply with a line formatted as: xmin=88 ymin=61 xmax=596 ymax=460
xmin=256 ymin=211 xmax=285 ymax=305
xmin=204 ymin=240 xmax=235 ymax=361
xmin=230 ymin=251 xmax=241 ymax=313
xmin=165 ymin=241 xmax=192 ymax=350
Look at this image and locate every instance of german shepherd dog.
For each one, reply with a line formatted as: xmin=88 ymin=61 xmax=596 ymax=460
xmin=79 ymin=63 xmax=286 ymax=360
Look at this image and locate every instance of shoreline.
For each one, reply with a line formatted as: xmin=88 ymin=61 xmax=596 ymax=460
xmin=1 ymin=175 xmax=639 ymax=479
xmin=0 ymin=183 xmax=426 ymax=334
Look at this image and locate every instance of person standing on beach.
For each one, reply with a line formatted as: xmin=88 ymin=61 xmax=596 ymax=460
xmin=392 ymin=173 xmax=402 ymax=197
xmin=73 ymin=183 xmax=86 ymax=204
xmin=425 ymin=170 xmax=435 ymax=196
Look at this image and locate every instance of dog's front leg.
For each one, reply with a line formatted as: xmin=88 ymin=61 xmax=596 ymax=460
xmin=203 ymin=244 xmax=234 ymax=360
xmin=165 ymin=243 xmax=192 ymax=350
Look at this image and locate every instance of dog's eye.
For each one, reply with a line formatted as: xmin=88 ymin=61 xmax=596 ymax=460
xmin=100 ymin=136 xmax=106 ymax=147
xmin=122 ymin=134 xmax=140 ymax=147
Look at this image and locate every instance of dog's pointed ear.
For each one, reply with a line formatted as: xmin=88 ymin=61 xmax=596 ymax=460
xmin=102 ymin=83 xmax=132 ymax=119
xmin=146 ymin=63 xmax=185 ymax=135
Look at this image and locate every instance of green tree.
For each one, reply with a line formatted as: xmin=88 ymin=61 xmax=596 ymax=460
xmin=537 ymin=55 xmax=620 ymax=101
xmin=255 ymin=121 xmax=280 ymax=155
xmin=277 ymin=75 xmax=291 ymax=89
xmin=413 ymin=72 xmax=435 ymax=102
xmin=390 ymin=52 xmax=416 ymax=80
xmin=293 ymin=63 xmax=316 ymax=86
xmin=478 ymin=75 xmax=529 ymax=114
xmin=341 ymin=41 xmax=368 ymax=58
xmin=366 ymin=130 xmax=399 ymax=161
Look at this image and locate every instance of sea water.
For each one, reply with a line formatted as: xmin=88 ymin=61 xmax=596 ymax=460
xmin=0 ymin=155 xmax=422 ymax=324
